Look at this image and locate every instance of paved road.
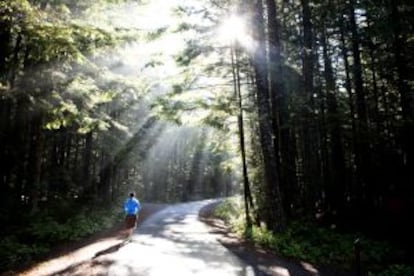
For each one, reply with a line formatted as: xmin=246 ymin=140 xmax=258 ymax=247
xmin=106 ymin=200 xmax=255 ymax=276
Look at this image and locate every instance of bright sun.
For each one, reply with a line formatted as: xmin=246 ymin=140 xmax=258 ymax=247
xmin=218 ymin=15 xmax=251 ymax=49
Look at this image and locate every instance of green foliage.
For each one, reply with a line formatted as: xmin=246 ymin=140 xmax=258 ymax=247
xmin=175 ymin=40 xmax=203 ymax=66
xmin=43 ymin=74 xmax=122 ymax=132
xmin=0 ymin=236 xmax=49 ymax=270
xmin=2 ymin=0 xmax=118 ymax=67
xmin=146 ymin=27 xmax=168 ymax=41
xmin=213 ymin=197 xmax=243 ymax=223
xmin=151 ymin=97 xmax=184 ymax=125
xmin=24 ymin=207 xmax=123 ymax=243
xmin=0 ymin=206 xmax=123 ymax=272
xmin=247 ymin=223 xmax=356 ymax=267
xmin=213 ymin=199 xmax=404 ymax=273
xmin=201 ymin=112 xmax=229 ymax=130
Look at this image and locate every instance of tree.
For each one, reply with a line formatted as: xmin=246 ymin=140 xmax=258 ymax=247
xmin=251 ymin=0 xmax=286 ymax=232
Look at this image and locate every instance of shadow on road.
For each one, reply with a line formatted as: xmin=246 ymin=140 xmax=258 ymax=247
xmin=53 ymin=259 xmax=115 ymax=276
xmin=93 ymin=240 xmax=131 ymax=259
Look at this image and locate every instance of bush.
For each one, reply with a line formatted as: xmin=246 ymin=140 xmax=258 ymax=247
xmin=1 ymin=205 xmax=123 ymax=272
xmin=213 ymin=197 xmax=243 ymax=223
xmin=212 ymin=199 xmax=406 ymax=273
xmin=0 ymin=236 xmax=49 ymax=271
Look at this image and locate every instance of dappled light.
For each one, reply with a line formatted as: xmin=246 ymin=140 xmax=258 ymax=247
xmin=107 ymin=201 xmax=253 ymax=275
xmin=104 ymin=201 xmax=317 ymax=276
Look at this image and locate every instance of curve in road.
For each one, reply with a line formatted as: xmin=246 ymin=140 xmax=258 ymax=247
xmin=105 ymin=200 xmax=255 ymax=276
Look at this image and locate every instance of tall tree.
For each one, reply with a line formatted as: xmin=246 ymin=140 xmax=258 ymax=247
xmin=389 ymin=0 xmax=414 ymax=180
xmin=231 ymin=42 xmax=254 ymax=227
xmin=265 ymin=0 xmax=292 ymax=217
xmin=299 ymin=0 xmax=320 ymax=211
xmin=320 ymin=11 xmax=346 ymax=213
xmin=348 ymin=0 xmax=372 ymax=205
xmin=251 ymin=0 xmax=286 ymax=232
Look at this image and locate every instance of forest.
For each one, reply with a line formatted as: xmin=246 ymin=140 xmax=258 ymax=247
xmin=0 ymin=0 xmax=413 ymax=273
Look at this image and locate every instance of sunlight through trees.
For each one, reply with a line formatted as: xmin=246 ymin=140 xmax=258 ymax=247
xmin=0 ymin=0 xmax=413 ymax=273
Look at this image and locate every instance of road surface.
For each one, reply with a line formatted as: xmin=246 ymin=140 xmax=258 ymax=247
xmin=105 ymin=200 xmax=255 ymax=276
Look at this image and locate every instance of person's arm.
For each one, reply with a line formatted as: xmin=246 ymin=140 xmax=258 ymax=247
xmin=124 ymin=199 xmax=129 ymax=213
xmin=136 ymin=200 xmax=141 ymax=213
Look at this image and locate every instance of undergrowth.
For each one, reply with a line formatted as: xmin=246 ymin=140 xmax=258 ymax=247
xmin=214 ymin=197 xmax=413 ymax=276
xmin=0 ymin=205 xmax=123 ymax=272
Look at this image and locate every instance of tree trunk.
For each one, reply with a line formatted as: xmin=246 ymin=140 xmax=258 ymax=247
xmin=300 ymin=0 xmax=318 ymax=212
xmin=83 ymin=132 xmax=93 ymax=193
xmin=183 ymin=129 xmax=206 ymax=202
xmin=9 ymin=34 xmax=22 ymax=89
xmin=231 ymin=43 xmax=253 ymax=227
xmin=252 ymin=0 xmax=285 ymax=233
xmin=300 ymin=0 xmax=314 ymax=100
xmin=0 ymin=19 xmax=11 ymax=83
xmin=266 ymin=0 xmax=297 ymax=218
xmin=390 ymin=0 xmax=414 ymax=180
xmin=29 ymin=116 xmax=44 ymax=214
xmin=349 ymin=0 xmax=371 ymax=205
xmin=321 ymin=25 xmax=346 ymax=213
xmin=339 ymin=14 xmax=358 ymax=192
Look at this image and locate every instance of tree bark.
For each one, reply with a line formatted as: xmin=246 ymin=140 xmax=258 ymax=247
xmin=349 ymin=0 xmax=372 ymax=204
xmin=0 ymin=17 xmax=11 ymax=83
xmin=266 ymin=0 xmax=297 ymax=218
xmin=252 ymin=0 xmax=286 ymax=233
xmin=83 ymin=131 xmax=93 ymax=192
xmin=28 ymin=116 xmax=44 ymax=214
xmin=321 ymin=25 xmax=346 ymax=213
xmin=300 ymin=0 xmax=318 ymax=212
xmin=339 ymin=13 xmax=358 ymax=191
xmin=231 ymin=42 xmax=253 ymax=227
xmin=390 ymin=0 xmax=414 ymax=178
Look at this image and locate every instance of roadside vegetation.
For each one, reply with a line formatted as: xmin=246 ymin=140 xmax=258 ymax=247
xmin=0 ymin=206 xmax=123 ymax=271
xmin=213 ymin=197 xmax=414 ymax=276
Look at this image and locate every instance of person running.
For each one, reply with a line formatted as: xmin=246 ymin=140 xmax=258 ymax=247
xmin=124 ymin=192 xmax=141 ymax=231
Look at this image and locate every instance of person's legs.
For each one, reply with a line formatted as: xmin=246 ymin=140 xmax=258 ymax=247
xmin=124 ymin=214 xmax=137 ymax=238
xmin=125 ymin=214 xmax=135 ymax=228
